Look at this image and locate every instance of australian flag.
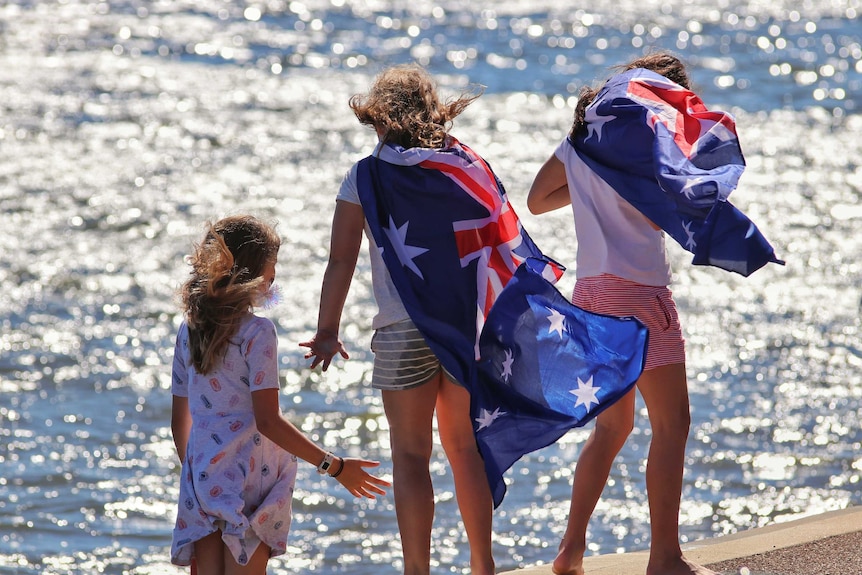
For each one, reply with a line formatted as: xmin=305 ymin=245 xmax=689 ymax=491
xmin=572 ymin=68 xmax=783 ymax=276
xmin=356 ymin=140 xmax=647 ymax=506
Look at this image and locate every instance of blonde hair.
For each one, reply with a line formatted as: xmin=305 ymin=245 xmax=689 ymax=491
xmin=349 ymin=64 xmax=483 ymax=149
xmin=181 ymin=215 xmax=281 ymax=374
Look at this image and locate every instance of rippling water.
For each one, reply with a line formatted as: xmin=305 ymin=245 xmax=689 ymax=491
xmin=1 ymin=1 xmax=860 ymax=573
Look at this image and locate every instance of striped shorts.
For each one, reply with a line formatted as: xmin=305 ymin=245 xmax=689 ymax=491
xmin=370 ymin=319 xmax=455 ymax=391
xmin=573 ymin=274 xmax=686 ymax=371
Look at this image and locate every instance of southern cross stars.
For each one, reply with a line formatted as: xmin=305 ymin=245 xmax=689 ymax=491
xmin=383 ymin=216 xmax=429 ymax=279
xmin=570 ymin=375 xmax=600 ymax=411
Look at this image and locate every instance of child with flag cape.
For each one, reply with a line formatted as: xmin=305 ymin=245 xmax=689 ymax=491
xmin=528 ymin=51 xmax=780 ymax=575
xmin=302 ymin=64 xmax=649 ymax=575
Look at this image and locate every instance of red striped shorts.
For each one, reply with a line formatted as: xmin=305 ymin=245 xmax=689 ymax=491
xmin=573 ymin=274 xmax=685 ymax=371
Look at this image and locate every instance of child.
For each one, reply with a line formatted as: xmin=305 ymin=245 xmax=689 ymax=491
xmin=527 ymin=52 xmax=719 ymax=575
xmin=300 ymin=65 xmax=496 ymax=575
xmin=170 ymin=215 xmax=389 ymax=575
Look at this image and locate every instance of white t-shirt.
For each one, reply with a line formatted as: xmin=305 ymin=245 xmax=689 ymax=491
xmin=555 ymin=139 xmax=672 ymax=286
xmin=337 ymin=144 xmax=435 ymax=329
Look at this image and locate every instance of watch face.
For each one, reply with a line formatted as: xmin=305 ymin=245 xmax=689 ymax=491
xmin=318 ymin=452 xmax=334 ymax=474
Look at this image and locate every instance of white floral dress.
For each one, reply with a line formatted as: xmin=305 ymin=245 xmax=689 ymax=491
xmin=170 ymin=314 xmax=298 ymax=566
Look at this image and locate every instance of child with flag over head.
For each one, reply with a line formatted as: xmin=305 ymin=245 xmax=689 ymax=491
xmin=169 ymin=215 xmax=389 ymax=575
xmin=527 ymin=51 xmax=752 ymax=575
xmin=300 ymin=65 xmax=498 ymax=575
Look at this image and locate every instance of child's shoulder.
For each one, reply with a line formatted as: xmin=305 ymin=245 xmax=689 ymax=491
xmin=240 ymin=313 xmax=277 ymax=336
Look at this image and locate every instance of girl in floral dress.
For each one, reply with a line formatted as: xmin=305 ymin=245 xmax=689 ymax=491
xmin=170 ymin=215 xmax=389 ymax=574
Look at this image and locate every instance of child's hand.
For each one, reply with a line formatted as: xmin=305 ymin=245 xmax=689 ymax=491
xmin=332 ymin=458 xmax=391 ymax=499
xmin=299 ymin=331 xmax=349 ymax=371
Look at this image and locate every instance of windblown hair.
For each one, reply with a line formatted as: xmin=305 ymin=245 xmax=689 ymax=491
xmin=181 ymin=215 xmax=281 ymax=374
xmin=571 ymin=51 xmax=691 ymax=138
xmin=349 ymin=64 xmax=483 ymax=149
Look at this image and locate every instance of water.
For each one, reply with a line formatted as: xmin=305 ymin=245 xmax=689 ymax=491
xmin=1 ymin=0 xmax=860 ymax=573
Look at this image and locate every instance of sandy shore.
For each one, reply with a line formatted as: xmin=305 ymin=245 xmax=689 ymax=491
xmin=707 ymin=530 xmax=862 ymax=575
xmin=501 ymin=506 xmax=862 ymax=575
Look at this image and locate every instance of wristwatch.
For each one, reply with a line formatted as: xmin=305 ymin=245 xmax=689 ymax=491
xmin=317 ymin=451 xmax=335 ymax=475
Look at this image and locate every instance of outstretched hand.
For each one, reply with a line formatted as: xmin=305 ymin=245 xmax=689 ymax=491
xmin=332 ymin=458 xmax=390 ymax=499
xmin=299 ymin=331 xmax=349 ymax=371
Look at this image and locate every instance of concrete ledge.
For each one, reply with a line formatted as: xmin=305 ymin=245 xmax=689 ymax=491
xmin=501 ymin=506 xmax=862 ymax=575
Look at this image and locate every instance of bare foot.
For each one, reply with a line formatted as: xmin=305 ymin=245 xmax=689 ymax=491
xmin=552 ymin=542 xmax=586 ymax=575
xmin=646 ymin=555 xmax=718 ymax=575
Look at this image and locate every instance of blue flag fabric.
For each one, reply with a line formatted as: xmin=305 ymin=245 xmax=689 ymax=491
xmin=473 ymin=259 xmax=647 ymax=505
xmin=572 ymin=68 xmax=783 ymax=276
xmin=356 ymin=140 xmax=647 ymax=506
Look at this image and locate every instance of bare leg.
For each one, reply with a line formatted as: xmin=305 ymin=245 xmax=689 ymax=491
xmin=194 ymin=530 xmax=226 ymax=575
xmin=553 ymin=390 xmax=636 ymax=575
xmin=383 ymin=380 xmax=441 ymax=575
xmin=224 ymin=542 xmax=271 ymax=575
xmin=436 ymin=375 xmax=495 ymax=575
xmin=638 ymin=363 xmax=716 ymax=575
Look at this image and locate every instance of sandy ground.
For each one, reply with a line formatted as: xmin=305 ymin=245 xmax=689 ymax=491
xmin=503 ymin=507 xmax=862 ymax=575
xmin=707 ymin=530 xmax=862 ymax=575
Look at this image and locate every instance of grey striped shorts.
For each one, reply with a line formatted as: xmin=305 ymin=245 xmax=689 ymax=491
xmin=370 ymin=319 xmax=454 ymax=391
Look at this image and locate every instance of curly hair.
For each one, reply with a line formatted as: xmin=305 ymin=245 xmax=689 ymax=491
xmin=571 ymin=51 xmax=691 ymax=138
xmin=349 ymin=64 xmax=483 ymax=149
xmin=181 ymin=215 xmax=281 ymax=374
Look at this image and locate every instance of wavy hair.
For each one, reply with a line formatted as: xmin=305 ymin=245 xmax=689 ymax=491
xmin=571 ymin=51 xmax=691 ymax=138
xmin=349 ymin=64 xmax=483 ymax=149
xmin=181 ymin=215 xmax=281 ymax=374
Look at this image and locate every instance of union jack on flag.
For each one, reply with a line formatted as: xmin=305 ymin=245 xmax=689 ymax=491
xmin=573 ymin=68 xmax=783 ymax=276
xmin=356 ymin=140 xmax=647 ymax=506
xmin=421 ymin=143 xmax=563 ymax=357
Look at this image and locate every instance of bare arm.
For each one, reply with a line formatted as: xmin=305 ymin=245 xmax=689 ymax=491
xmin=251 ymin=388 xmax=390 ymax=498
xmin=300 ymin=199 xmax=365 ymax=370
xmin=527 ymin=155 xmax=571 ymax=215
xmin=171 ymin=395 xmax=192 ymax=464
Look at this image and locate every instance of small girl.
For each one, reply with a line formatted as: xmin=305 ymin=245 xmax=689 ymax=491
xmin=170 ymin=215 xmax=389 ymax=574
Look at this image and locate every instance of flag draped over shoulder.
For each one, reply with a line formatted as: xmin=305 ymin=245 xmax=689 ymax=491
xmin=572 ymin=68 xmax=783 ymax=276
xmin=356 ymin=140 xmax=647 ymax=507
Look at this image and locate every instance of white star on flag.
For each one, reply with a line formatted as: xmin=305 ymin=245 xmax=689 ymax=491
xmin=584 ymin=106 xmax=617 ymax=143
xmin=546 ymin=307 xmax=566 ymax=338
xmin=570 ymin=375 xmax=600 ymax=412
xmin=680 ymin=176 xmax=709 ymax=200
xmin=383 ymin=216 xmax=429 ymax=279
xmin=682 ymin=220 xmax=697 ymax=250
xmin=501 ymin=349 xmax=514 ymax=382
xmin=475 ymin=407 xmax=507 ymax=431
